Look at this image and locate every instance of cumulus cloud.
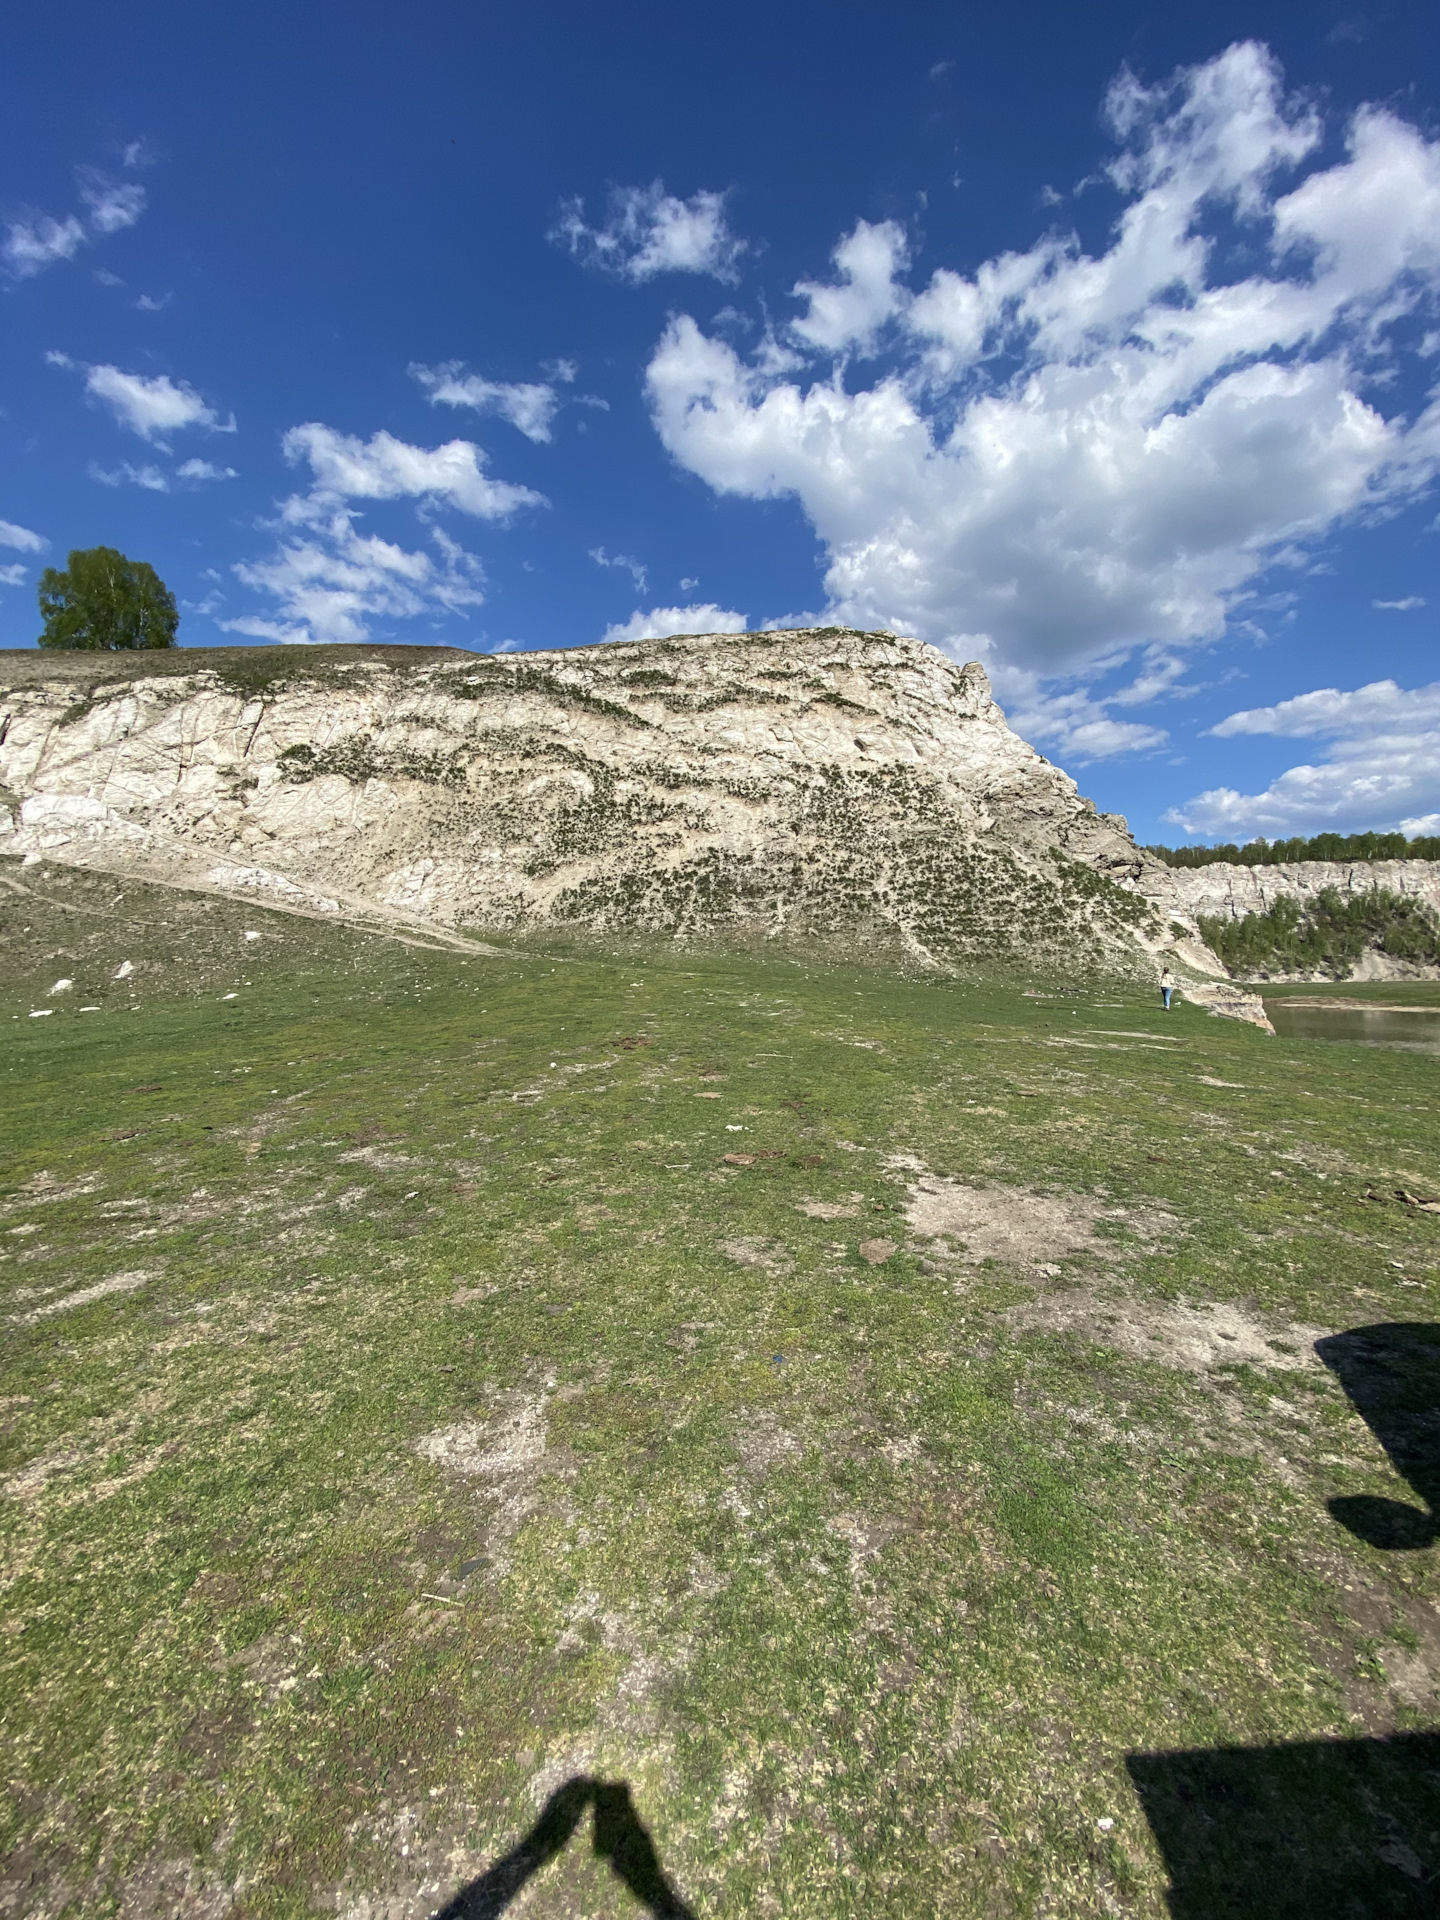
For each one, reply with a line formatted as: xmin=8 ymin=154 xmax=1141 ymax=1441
xmin=0 ymin=519 xmax=45 ymax=553
xmin=0 ymin=563 xmax=27 ymax=589
xmin=790 ymin=220 xmax=910 ymax=354
xmin=50 ymin=358 xmax=232 ymax=446
xmin=411 ymin=362 xmax=563 ymax=442
xmin=601 ymin=603 xmax=748 ymax=645
xmin=282 ymin=423 xmax=542 ymax=520
xmin=227 ymin=511 xmax=487 ymax=646
xmin=643 ymin=42 xmax=1440 ymax=751
xmin=1208 ymin=680 xmax=1440 ymax=739
xmin=998 ymin=671 xmax=1171 ymax=762
xmin=175 ymin=458 xmax=238 ymax=483
xmin=1169 ymin=678 xmax=1440 ymax=835
xmin=553 ymin=180 xmax=745 ymax=283
xmin=229 ymin=423 xmax=544 ymax=644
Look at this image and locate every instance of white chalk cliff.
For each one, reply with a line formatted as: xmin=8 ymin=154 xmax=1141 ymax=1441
xmin=0 ymin=628 xmax=1198 ymax=973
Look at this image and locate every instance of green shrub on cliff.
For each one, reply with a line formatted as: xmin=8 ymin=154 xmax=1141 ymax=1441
xmin=1199 ymin=886 xmax=1440 ymax=977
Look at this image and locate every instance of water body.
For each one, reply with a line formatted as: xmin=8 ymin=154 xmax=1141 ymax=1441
xmin=1264 ymin=1000 xmax=1440 ymax=1053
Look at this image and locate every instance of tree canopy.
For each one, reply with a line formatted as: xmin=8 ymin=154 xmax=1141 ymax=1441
xmin=37 ymin=546 xmax=179 ymax=651
xmin=1146 ymin=831 xmax=1440 ymax=867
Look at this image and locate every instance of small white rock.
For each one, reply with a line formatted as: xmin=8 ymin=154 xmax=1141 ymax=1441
xmin=1097 ymin=1817 xmax=1114 ymax=1831
xmin=28 ymin=1009 xmax=52 ymax=1018
xmin=49 ymin=978 xmax=73 ymax=994
xmin=113 ymin=960 xmax=134 ymax=980
xmin=243 ymin=930 xmax=261 ymax=941
xmin=222 ymin=992 xmax=238 ymax=1001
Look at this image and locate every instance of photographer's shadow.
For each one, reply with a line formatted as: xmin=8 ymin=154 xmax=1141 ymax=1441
xmin=1316 ymin=1322 xmax=1440 ymax=1550
xmin=435 ymin=1776 xmax=696 ymax=1919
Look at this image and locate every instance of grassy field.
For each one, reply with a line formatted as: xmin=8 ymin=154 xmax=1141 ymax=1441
xmin=2 ymin=858 xmax=1439 ymax=1917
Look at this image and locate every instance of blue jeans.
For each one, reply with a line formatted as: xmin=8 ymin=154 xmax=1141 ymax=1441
xmin=1162 ymin=986 xmax=1174 ymax=1009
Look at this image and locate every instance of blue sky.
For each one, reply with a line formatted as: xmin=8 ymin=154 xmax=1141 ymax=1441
xmin=3 ymin=1 xmax=1439 ymax=846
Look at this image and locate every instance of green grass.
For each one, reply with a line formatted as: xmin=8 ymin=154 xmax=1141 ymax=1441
xmin=3 ymin=864 xmax=1439 ymax=1916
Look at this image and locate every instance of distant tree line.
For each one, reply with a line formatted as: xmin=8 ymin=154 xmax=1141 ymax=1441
xmin=1146 ymin=832 xmax=1440 ymax=868
xmin=1199 ymin=887 xmax=1440 ymax=978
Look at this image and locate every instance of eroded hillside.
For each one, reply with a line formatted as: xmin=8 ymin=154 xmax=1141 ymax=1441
xmin=0 ymin=627 xmax=1189 ymax=973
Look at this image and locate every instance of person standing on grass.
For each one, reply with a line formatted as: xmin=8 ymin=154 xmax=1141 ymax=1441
xmin=1160 ymin=967 xmax=1176 ymax=1011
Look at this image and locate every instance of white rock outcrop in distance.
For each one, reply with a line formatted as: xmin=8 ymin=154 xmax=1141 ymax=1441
xmin=1148 ymin=859 xmax=1440 ymax=924
xmin=0 ymin=628 xmax=1193 ymax=973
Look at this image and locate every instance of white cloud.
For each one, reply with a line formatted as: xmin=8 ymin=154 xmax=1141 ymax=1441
xmin=790 ymin=220 xmax=910 ymax=353
xmin=87 ymin=456 xmax=235 ymax=491
xmin=3 ymin=213 xmax=85 ymax=278
xmin=601 ymin=603 xmax=748 ymax=645
xmin=643 ymin=41 xmax=1440 ymax=752
xmin=89 ymin=460 xmax=170 ymax=491
xmin=282 ymin=423 xmax=543 ymax=520
xmin=65 ymin=363 xmax=231 ymax=446
xmin=228 ymin=512 xmax=486 ymax=646
xmin=75 ymin=167 xmax=146 ymax=235
xmin=1373 ymin=595 xmax=1425 ymax=610
xmin=410 ymin=362 xmax=561 ymax=442
xmin=1170 ymin=678 xmax=1440 ymax=835
xmin=589 ymin=546 xmax=648 ymax=592
xmin=3 ymin=152 xmax=150 ymax=280
xmin=1208 ymin=679 xmax=1440 ymax=739
xmin=996 ymin=669 xmax=1170 ymax=762
xmin=0 ymin=563 xmax=28 ymax=589
xmin=230 ymin=422 xmax=543 ymax=644
xmin=175 ymin=458 xmax=238 ymax=483
xmin=553 ymin=180 xmax=745 ymax=283
xmin=0 ymin=519 xmax=45 ymax=553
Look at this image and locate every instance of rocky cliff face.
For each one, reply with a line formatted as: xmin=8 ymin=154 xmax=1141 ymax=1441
xmin=0 ymin=627 xmax=1183 ymax=973
xmin=1148 ymin=859 xmax=1440 ymax=923
xmin=1141 ymin=857 xmax=1440 ymax=982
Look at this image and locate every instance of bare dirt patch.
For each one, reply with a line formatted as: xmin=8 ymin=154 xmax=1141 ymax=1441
xmin=416 ymin=1395 xmax=549 ymax=1477
xmin=415 ymin=1394 xmax=559 ymax=1573
xmin=733 ymin=1410 xmax=799 ymax=1478
xmin=894 ymin=1166 xmax=1173 ymax=1272
xmin=1007 ymin=1290 xmax=1327 ymax=1376
xmin=14 ymin=1268 xmax=154 ymax=1323
xmin=3 ymin=1170 xmax=103 ymax=1211
xmin=2 ymin=1444 xmax=85 ymax=1503
xmin=338 ymin=1146 xmax=421 ymax=1172
xmin=794 ymin=1194 xmax=862 ymax=1220
xmin=717 ymin=1236 xmax=793 ymax=1275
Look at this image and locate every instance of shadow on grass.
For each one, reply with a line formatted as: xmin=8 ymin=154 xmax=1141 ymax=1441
xmin=434 ymin=1776 xmax=696 ymax=1918
xmin=1317 ymin=1322 xmax=1440 ymax=1550
xmin=1128 ymin=1733 xmax=1440 ymax=1915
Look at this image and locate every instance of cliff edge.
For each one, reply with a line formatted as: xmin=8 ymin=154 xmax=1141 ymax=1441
xmin=0 ymin=627 xmax=1206 ymax=976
